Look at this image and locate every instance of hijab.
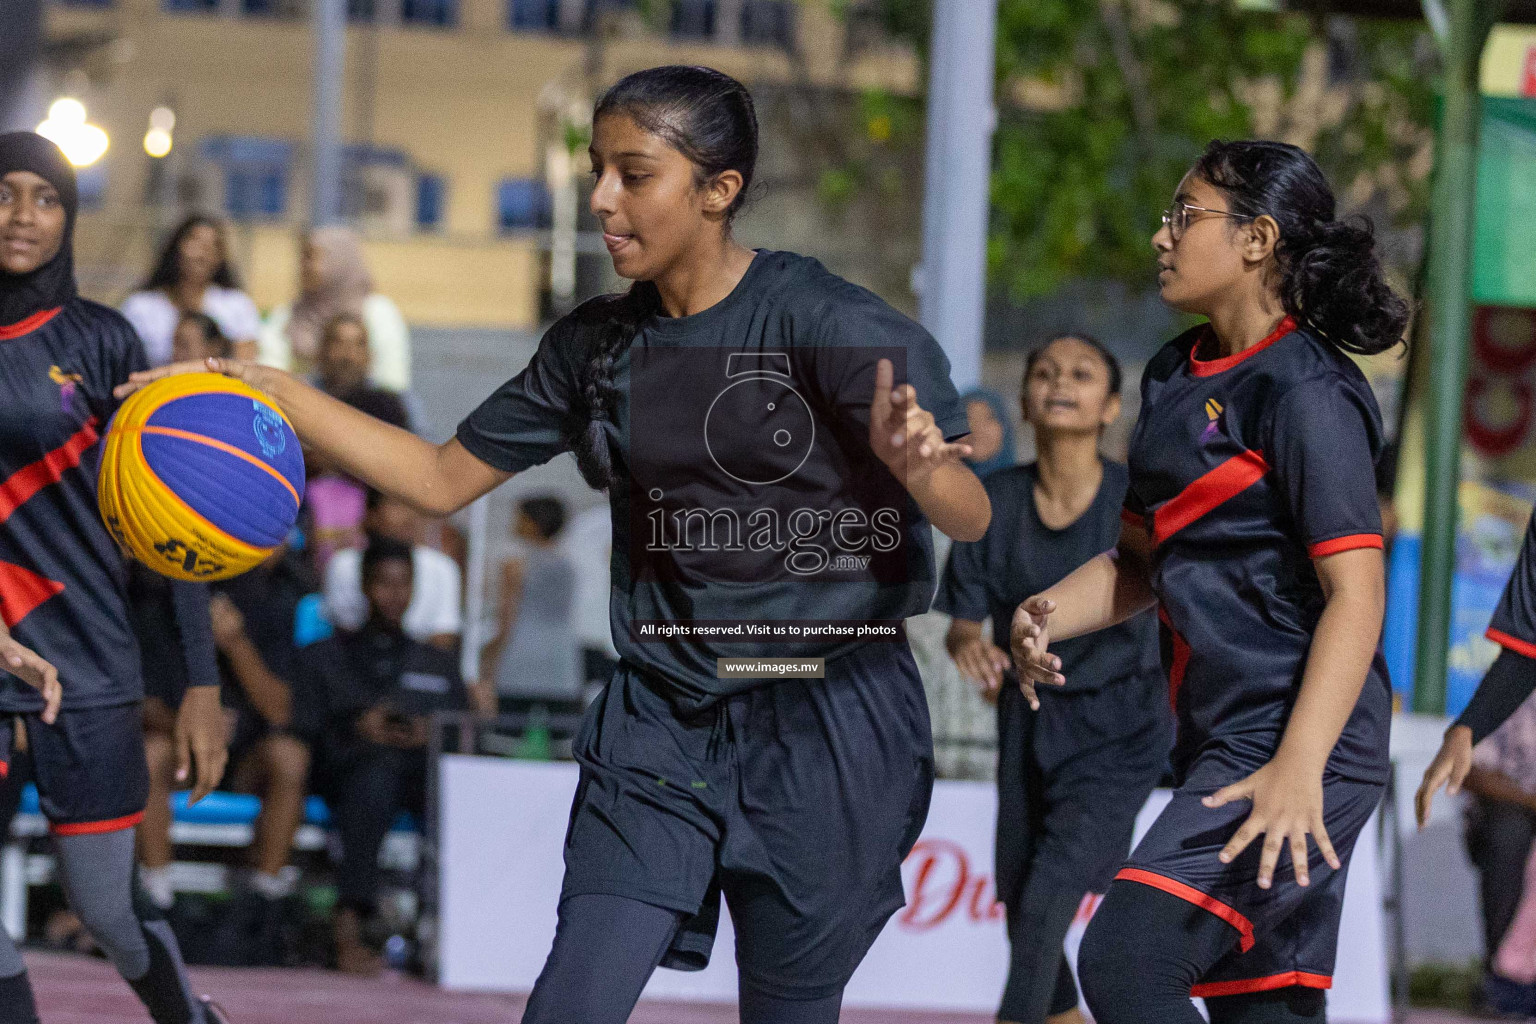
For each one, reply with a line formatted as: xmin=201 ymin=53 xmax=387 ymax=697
xmin=0 ymin=131 xmax=77 ymax=328
xmin=285 ymin=225 xmax=373 ymax=360
xmin=959 ymin=387 xmax=1017 ymax=479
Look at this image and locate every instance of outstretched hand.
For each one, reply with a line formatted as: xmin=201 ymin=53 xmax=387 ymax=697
xmin=868 ymin=359 xmax=972 ymax=487
xmin=1009 ymin=596 xmax=1065 ymax=710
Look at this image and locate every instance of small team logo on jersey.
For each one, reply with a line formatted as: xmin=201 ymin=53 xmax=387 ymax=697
xmin=1202 ymin=398 xmax=1223 ymax=441
xmin=49 ymin=365 xmax=83 ymax=412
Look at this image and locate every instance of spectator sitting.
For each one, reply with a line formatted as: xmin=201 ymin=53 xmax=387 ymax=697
xmin=300 ymin=314 xmax=414 ymax=574
xmin=121 ymin=214 xmax=261 ymax=365
xmin=323 ymin=488 xmax=462 ymax=651
xmin=314 ymin=311 xmax=412 ymax=430
xmin=258 ymin=225 xmax=411 ymax=392
xmin=171 ymin=310 xmax=233 ymax=365
xmin=205 ymin=540 xmax=331 ymax=965
xmin=296 ymin=538 xmax=467 ymax=975
xmin=476 ymin=496 xmax=580 ymax=716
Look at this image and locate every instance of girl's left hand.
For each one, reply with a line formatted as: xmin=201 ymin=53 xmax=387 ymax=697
xmin=1203 ymin=757 xmax=1341 ymax=889
xmin=868 ymin=359 xmax=972 ymax=486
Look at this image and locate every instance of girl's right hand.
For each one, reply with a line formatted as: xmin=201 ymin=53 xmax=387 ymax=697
xmin=1010 ymin=595 xmax=1065 ymax=710
xmin=0 ymin=634 xmax=61 ymax=724
xmin=112 ymin=357 xmax=276 ymax=402
xmin=1416 ymin=724 xmax=1474 ymax=828
xmin=952 ymin=637 xmax=1012 ymax=702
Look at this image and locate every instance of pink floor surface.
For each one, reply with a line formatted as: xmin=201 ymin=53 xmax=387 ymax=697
xmin=23 ymin=950 xmax=1483 ymax=1024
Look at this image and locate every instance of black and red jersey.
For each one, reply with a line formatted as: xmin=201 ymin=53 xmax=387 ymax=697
xmin=1123 ymin=317 xmax=1391 ymax=784
xmin=0 ymin=300 xmax=152 ymax=711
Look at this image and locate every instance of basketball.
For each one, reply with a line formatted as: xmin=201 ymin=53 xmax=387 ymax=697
xmin=98 ymin=373 xmax=305 ymax=582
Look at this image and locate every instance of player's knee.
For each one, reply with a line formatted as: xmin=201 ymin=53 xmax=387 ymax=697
xmin=142 ymin=731 xmax=175 ymax=780
xmin=263 ymin=734 xmax=310 ymax=790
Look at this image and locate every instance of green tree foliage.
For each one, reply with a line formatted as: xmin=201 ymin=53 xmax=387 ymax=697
xmin=842 ymin=0 xmax=1436 ymax=301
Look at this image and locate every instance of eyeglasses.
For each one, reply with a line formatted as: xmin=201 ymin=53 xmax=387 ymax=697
xmin=1161 ymin=201 xmax=1253 ymax=242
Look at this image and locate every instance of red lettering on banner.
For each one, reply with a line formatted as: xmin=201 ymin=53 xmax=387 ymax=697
xmin=1524 ymin=46 xmax=1536 ymax=98
xmin=899 ymin=838 xmax=1004 ymax=930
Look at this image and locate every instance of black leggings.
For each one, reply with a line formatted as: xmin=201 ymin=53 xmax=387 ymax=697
xmin=520 ymin=894 xmax=844 ymax=1024
xmin=1000 ymin=885 xmax=1082 ymax=1021
xmin=1078 ymin=880 xmax=1326 ymax=1024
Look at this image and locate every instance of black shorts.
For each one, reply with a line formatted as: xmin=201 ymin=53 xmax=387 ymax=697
xmin=560 ymin=641 xmax=934 ymax=1000
xmin=1116 ymin=753 xmax=1383 ymax=998
xmin=0 ymin=703 xmax=150 ymax=835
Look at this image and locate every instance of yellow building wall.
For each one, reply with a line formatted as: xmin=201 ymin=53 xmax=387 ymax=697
xmin=44 ymin=1 xmax=920 ymax=328
xmin=1483 ymin=24 xmax=1536 ymax=98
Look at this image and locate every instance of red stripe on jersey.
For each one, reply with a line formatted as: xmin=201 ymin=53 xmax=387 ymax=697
xmin=1488 ymin=627 xmax=1536 ymax=661
xmin=1121 ymin=508 xmax=1143 ymax=528
xmin=1115 ymin=868 xmax=1255 ymax=952
xmin=1152 ymin=449 xmax=1268 ymax=546
xmin=0 ymin=308 xmax=62 ymax=341
xmin=0 ymin=561 xmax=66 ymax=630
xmin=0 ymin=418 xmax=101 ymax=522
xmin=1189 ymin=315 xmax=1298 ymax=377
xmin=1191 ymin=972 xmax=1332 ymax=998
xmin=1308 ymin=534 xmax=1384 ymax=558
xmin=49 ymin=811 xmax=145 ymax=836
xmin=0 ymin=761 xmax=8 ymax=780
xmin=1157 ymin=605 xmax=1191 ymax=712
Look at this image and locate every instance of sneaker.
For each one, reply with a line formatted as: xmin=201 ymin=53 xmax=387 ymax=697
xmin=199 ymin=996 xmax=233 ymax=1024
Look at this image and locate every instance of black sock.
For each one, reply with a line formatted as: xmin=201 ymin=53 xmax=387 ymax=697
xmin=0 ymin=972 xmax=39 ymax=1024
xmin=124 ymin=917 xmax=202 ymax=1024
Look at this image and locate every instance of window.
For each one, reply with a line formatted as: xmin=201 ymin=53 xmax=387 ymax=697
xmin=340 ymin=145 xmax=408 ymax=221
xmin=348 ymin=0 xmax=376 ymax=19
xmin=401 ymin=0 xmax=455 ymax=26
xmin=497 ymin=178 xmax=551 ymax=232
xmin=56 ymin=0 xmax=114 ymax=8
xmin=241 ymin=0 xmax=306 ymax=16
xmin=670 ymin=0 xmax=713 ymax=39
xmin=742 ymin=0 xmax=793 ymax=47
xmin=416 ymin=174 xmax=446 ymax=230
xmin=163 ymin=0 xmax=217 ymax=11
xmin=509 ymin=0 xmax=559 ymax=30
xmin=201 ymin=137 xmax=292 ymax=221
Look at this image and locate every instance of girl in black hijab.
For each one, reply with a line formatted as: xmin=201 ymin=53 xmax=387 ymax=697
xmin=0 ymin=132 xmax=229 ymax=1024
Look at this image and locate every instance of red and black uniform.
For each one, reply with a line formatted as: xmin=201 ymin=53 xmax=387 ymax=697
xmin=0 ymin=129 xmax=219 ymax=1024
xmin=1113 ymin=317 xmax=1390 ymax=997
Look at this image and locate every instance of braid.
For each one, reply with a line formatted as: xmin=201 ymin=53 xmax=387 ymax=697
xmin=568 ymin=283 xmax=659 ymax=490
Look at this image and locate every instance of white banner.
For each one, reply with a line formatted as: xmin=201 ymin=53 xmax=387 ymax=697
xmin=438 ymin=757 xmax=1389 ymax=1020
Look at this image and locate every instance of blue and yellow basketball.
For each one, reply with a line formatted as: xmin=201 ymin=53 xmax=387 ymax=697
xmin=98 ymin=373 xmax=305 ymax=582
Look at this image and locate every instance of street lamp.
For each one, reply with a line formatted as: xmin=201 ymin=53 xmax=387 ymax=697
xmin=36 ymin=97 xmax=109 ymax=168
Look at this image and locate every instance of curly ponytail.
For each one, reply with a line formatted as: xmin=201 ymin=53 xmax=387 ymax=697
xmin=1194 ymin=140 xmax=1411 ymax=356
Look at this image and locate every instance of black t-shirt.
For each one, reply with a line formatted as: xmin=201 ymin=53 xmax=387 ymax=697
xmin=1124 ymin=319 xmax=1391 ymax=784
xmin=457 ymin=250 xmax=968 ymax=713
xmin=292 ymin=622 xmax=466 ymax=741
xmin=935 ymin=462 xmax=1168 ymax=772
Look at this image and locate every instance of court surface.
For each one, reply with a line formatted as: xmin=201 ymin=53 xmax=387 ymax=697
xmin=24 ymin=951 xmax=1480 ymax=1023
